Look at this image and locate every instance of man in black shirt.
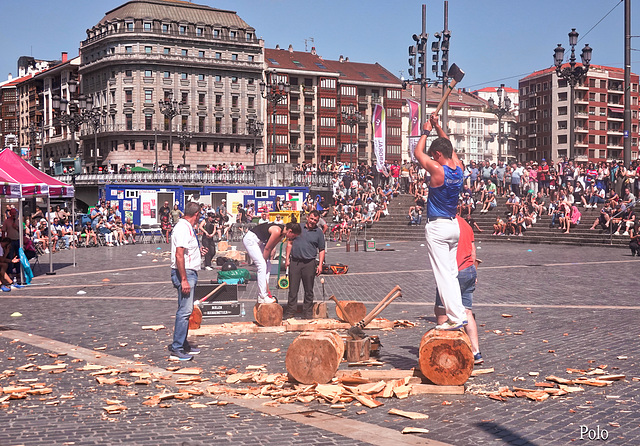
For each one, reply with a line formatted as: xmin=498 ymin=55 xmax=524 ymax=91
xmin=284 ymin=211 xmax=326 ymax=319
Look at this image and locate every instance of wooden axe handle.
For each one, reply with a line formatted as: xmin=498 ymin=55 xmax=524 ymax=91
xmin=360 ymin=290 xmax=402 ymax=327
xmin=329 ymin=295 xmax=357 ymax=326
xmin=198 ymin=282 xmax=227 ymax=305
xmin=432 ymin=79 xmax=460 ymax=117
xmin=364 ymin=285 xmax=401 ymax=323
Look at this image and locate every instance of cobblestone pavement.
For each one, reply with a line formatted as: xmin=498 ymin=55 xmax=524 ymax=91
xmin=0 ymin=239 xmax=638 ymax=445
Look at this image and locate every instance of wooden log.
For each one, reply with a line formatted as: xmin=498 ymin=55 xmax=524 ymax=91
xmin=312 ymin=302 xmax=328 ymax=319
xmin=334 ymin=301 xmax=366 ymax=323
xmin=418 ymin=329 xmax=474 ymax=386
xmin=285 ymin=331 xmax=345 ymax=384
xmin=253 ymin=303 xmax=283 ymax=327
xmin=344 ymin=338 xmax=371 ymax=363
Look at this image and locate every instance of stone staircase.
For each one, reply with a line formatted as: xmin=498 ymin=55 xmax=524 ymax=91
xmin=358 ymin=193 xmax=629 ymax=248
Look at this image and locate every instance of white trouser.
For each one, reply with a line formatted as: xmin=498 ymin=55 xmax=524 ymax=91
xmin=243 ymin=231 xmax=270 ymax=301
xmin=425 ymin=218 xmax=467 ymax=324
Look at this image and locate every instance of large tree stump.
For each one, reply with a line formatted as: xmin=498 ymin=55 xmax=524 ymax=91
xmin=312 ymin=302 xmax=328 ymax=319
xmin=334 ymin=301 xmax=366 ymax=324
xmin=345 ymin=338 xmax=371 ymax=363
xmin=253 ymin=303 xmax=283 ymax=327
xmin=285 ymin=331 xmax=345 ymax=384
xmin=418 ymin=329 xmax=474 ymax=386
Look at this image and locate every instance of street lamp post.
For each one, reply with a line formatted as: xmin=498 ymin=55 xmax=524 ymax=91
xmin=553 ymin=28 xmax=592 ymax=161
xmin=246 ymin=119 xmax=264 ymax=169
xmin=52 ymin=79 xmax=85 ymax=160
xmin=177 ymin=129 xmax=193 ymax=170
xmin=158 ymin=93 xmax=183 ymax=172
xmin=487 ymin=84 xmax=512 ymax=163
xmin=28 ymin=123 xmax=41 ymax=168
xmin=259 ymin=73 xmax=290 ymax=163
xmin=84 ymin=96 xmax=107 ymax=172
xmin=341 ymin=104 xmax=362 ymax=168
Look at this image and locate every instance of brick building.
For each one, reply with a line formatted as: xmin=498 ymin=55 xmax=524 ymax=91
xmin=264 ymin=46 xmax=403 ymax=165
xmin=518 ymin=64 xmax=639 ymax=163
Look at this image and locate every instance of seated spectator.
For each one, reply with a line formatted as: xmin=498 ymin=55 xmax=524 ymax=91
xmin=408 ymin=205 xmax=422 ymax=226
xmin=505 ymin=213 xmax=521 ymax=236
xmin=492 ymin=217 xmax=506 ymax=235
xmin=629 ymin=221 xmax=640 ymax=256
xmin=589 ymin=202 xmax=613 ymax=231
xmin=614 ymin=206 xmax=635 ymax=236
xmin=124 ymin=218 xmax=136 ymax=244
xmin=0 ymin=238 xmax=21 ymax=291
xmin=622 ymin=187 xmax=636 ymax=210
xmin=465 ymin=215 xmax=483 ymax=233
xmin=460 ymin=192 xmax=475 ymax=218
xmin=506 ymin=192 xmax=520 ymax=215
xmin=480 ymin=191 xmax=497 ymax=213
xmin=258 ymin=212 xmax=270 ymax=224
xmin=560 ymin=204 xmax=581 ymax=233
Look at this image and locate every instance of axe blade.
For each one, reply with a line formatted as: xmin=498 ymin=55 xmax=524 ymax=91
xmin=447 ymin=63 xmax=465 ymax=83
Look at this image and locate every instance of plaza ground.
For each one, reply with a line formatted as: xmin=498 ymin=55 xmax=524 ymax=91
xmin=0 ymin=239 xmax=638 ymax=445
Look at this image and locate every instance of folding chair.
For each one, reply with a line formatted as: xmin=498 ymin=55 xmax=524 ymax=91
xmin=149 ymin=224 xmax=163 ymax=243
xmin=139 ymin=224 xmax=152 ymax=243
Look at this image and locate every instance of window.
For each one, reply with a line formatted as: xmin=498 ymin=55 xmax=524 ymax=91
xmin=179 ymin=25 xmax=187 ymax=35
xmin=126 ymin=22 xmax=134 ymax=31
xmin=125 ymin=90 xmax=133 ymax=103
xmin=246 ymin=32 xmax=253 ymax=41
xmin=181 ymin=72 xmax=187 ymax=80
xmin=144 ymin=22 xmax=151 ymax=31
xmin=341 ymin=85 xmax=356 ymax=96
xmin=145 ymin=114 xmax=153 ymax=130
xmin=320 ymin=97 xmax=336 ymax=108
xmin=199 ymin=116 xmax=205 ymax=132
xmin=182 ymin=49 xmax=188 ymax=56
xmin=163 ymin=71 xmax=170 ymax=79
xmin=144 ymin=89 xmax=153 ymax=103
xmin=248 ymin=97 xmax=255 ymax=109
xmin=231 ymin=96 xmax=239 ymax=108
xmin=181 ymin=92 xmax=188 ymax=103
xmin=125 ymin=46 xmax=132 ymax=54
xmin=215 ymin=52 xmax=222 ymax=59
xmin=229 ymin=30 xmax=236 ymax=39
xmin=125 ymin=69 xmax=132 ymax=77
xmin=198 ymin=93 xmax=205 ymax=106
xmin=125 ymin=114 xmax=133 ymax=130
xmin=196 ymin=27 xmax=203 ymax=36
xmin=198 ymin=74 xmax=205 ymax=81
xmin=231 ymin=54 xmax=238 ymax=61
xmin=164 ymin=47 xmax=170 ymax=55
xmin=248 ymin=55 xmax=254 ymax=62
xmin=386 ymin=89 xmax=401 ymax=99
xmin=213 ymin=29 xmax=220 ymax=37
xmin=215 ymin=118 xmax=222 ymax=133
xmin=164 ymin=115 xmax=170 ymax=131
xmin=181 ymin=115 xmax=188 ymax=131
xmin=198 ymin=50 xmax=205 ymax=58
xmin=558 ymin=135 xmax=567 ymax=144
xmin=144 ymin=69 xmax=152 ymax=77
xmin=162 ymin=23 xmax=169 ymax=33
xmin=248 ymin=78 xmax=254 ymax=85
xmin=231 ymin=76 xmax=238 ymax=84
xmin=215 ymin=75 xmax=222 ymax=82
xmin=215 ymin=94 xmax=222 ymax=107
xmin=320 ymin=78 xmax=336 ymax=89
xmin=145 ymin=46 xmax=152 ymax=54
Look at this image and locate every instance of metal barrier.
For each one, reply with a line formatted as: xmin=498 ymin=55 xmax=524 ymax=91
xmin=55 ymin=170 xmax=255 ymax=185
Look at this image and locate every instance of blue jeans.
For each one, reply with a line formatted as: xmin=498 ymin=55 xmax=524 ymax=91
xmin=435 ymin=265 xmax=477 ymax=309
xmin=170 ymin=268 xmax=198 ymax=352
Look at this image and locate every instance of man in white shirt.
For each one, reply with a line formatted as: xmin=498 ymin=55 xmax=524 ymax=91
xmin=169 ymin=201 xmax=208 ymax=361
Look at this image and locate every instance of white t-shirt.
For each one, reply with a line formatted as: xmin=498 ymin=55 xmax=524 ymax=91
xmin=171 ymin=219 xmax=201 ymax=271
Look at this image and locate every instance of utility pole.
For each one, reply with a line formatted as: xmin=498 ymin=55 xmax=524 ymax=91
xmin=414 ymin=4 xmax=428 ymax=128
xmin=441 ymin=1 xmax=449 ymax=132
xmin=623 ymin=0 xmax=631 ymax=165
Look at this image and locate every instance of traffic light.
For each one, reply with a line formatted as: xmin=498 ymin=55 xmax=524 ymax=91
xmin=408 ymin=45 xmax=417 ymax=78
xmin=441 ymin=31 xmax=451 ymax=74
xmin=431 ymin=32 xmax=441 ymax=76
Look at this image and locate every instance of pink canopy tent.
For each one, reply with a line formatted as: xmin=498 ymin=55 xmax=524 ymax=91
xmin=0 ymin=149 xmax=76 ymax=275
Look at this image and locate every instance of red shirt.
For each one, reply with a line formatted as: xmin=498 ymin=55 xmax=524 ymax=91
xmin=456 ymin=216 xmax=475 ymax=271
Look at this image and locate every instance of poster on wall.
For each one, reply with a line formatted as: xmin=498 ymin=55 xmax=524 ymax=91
xmin=123 ymin=200 xmax=132 ymax=211
xmin=117 ymin=190 xmax=124 ymax=200
xmin=110 ymin=190 xmax=118 ymax=197
xmin=286 ymin=192 xmax=302 ymax=210
xmin=132 ymin=199 xmax=137 ymax=211
xmin=125 ymin=211 xmax=133 ymax=222
xmin=140 ymin=191 xmax=157 ymax=225
xmin=257 ymin=201 xmax=273 ymax=212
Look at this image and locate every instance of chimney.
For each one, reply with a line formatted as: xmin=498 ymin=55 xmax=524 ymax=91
xmin=61 ymin=52 xmax=68 ymax=63
xmin=288 ymin=44 xmax=293 ymax=53
xmin=339 ymin=55 xmax=344 ymax=63
xmin=310 ymin=46 xmax=316 ymax=56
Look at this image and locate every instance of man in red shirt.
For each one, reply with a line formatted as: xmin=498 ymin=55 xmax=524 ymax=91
xmin=434 ymin=215 xmax=483 ymax=364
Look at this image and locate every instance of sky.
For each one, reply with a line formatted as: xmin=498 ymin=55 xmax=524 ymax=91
xmin=0 ymin=0 xmax=637 ymax=91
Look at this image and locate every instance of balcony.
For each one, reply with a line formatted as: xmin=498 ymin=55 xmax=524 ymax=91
xmin=290 ymin=124 xmax=300 ymax=132
xmin=303 ymin=86 xmax=315 ymax=96
xmin=574 ymin=127 xmax=588 ymax=133
xmin=289 ymin=144 xmax=301 ymax=152
xmin=290 ymin=104 xmax=300 ymax=113
xmin=304 ymin=125 xmax=315 ymax=133
xmin=304 ymin=144 xmax=315 ymax=153
xmin=303 ymin=105 xmax=315 ymax=114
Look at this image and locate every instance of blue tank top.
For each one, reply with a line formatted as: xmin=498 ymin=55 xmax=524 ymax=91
xmin=427 ymin=165 xmax=463 ymax=219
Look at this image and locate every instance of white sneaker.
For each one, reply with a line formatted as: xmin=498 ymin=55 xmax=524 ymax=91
xmin=623 ymin=231 xmax=629 ymax=236
xmin=614 ymin=232 xmax=620 ymax=236
xmin=44 ymin=249 xmax=49 ymax=254
xmin=204 ymin=266 xmax=213 ymax=271
xmin=257 ymin=295 xmax=277 ymax=304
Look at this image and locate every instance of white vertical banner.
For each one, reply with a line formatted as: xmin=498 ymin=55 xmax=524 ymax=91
xmin=372 ymin=104 xmax=387 ymax=174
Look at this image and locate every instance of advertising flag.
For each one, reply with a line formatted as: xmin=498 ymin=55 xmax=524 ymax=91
xmin=372 ymin=104 xmax=387 ymax=174
xmin=407 ymin=99 xmax=421 ymax=163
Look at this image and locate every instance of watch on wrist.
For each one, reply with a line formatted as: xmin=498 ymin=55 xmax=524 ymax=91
xmin=421 ymin=129 xmax=431 ymax=136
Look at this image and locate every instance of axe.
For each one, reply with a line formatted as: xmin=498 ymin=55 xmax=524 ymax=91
xmin=347 ymin=286 xmax=402 ymax=340
xmin=432 ymin=63 xmax=465 ymax=117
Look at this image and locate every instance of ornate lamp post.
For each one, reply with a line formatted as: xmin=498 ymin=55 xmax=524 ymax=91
xmin=52 ymin=79 xmax=85 ymax=158
xmin=158 ymin=93 xmax=183 ymax=172
xmin=177 ymin=129 xmax=193 ymax=170
xmin=487 ymin=84 xmax=512 ymax=163
xmin=246 ymin=118 xmax=264 ymax=168
xmin=28 ymin=123 xmax=42 ymax=168
xmin=341 ymin=104 xmax=362 ymax=168
xmin=84 ymin=96 xmax=107 ymax=172
xmin=553 ymin=28 xmax=592 ymax=160
xmin=259 ymin=73 xmax=290 ymax=163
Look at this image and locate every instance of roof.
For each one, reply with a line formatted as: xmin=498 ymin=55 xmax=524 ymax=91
xmin=402 ymin=84 xmax=487 ymax=109
xmin=98 ymin=0 xmax=251 ymax=29
xmin=520 ymin=64 xmax=633 ymax=81
xmin=264 ymin=48 xmax=401 ymax=87
xmin=0 ymin=74 xmax=33 ymax=89
xmin=473 ymin=86 xmax=518 ymax=94
xmin=0 ymin=149 xmax=73 ymax=198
